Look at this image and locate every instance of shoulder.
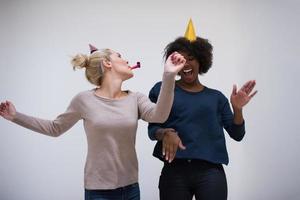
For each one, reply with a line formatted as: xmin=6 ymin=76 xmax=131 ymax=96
xmin=131 ymin=91 xmax=147 ymax=100
xmin=153 ymin=81 xmax=162 ymax=88
xmin=71 ymin=89 xmax=94 ymax=103
xmin=150 ymin=81 xmax=162 ymax=94
xmin=205 ymin=87 xmax=227 ymax=101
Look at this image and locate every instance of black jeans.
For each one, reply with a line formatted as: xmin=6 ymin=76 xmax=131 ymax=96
xmin=159 ymin=159 xmax=227 ymax=200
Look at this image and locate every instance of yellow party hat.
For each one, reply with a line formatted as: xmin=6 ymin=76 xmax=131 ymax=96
xmin=184 ymin=18 xmax=197 ymax=42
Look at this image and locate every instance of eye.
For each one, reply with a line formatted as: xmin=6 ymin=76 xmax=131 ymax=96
xmin=188 ymin=57 xmax=194 ymax=61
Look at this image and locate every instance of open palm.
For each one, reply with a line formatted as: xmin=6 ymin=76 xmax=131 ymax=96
xmin=230 ymin=80 xmax=257 ymax=109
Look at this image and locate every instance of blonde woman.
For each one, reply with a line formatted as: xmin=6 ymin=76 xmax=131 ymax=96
xmin=0 ymin=45 xmax=186 ymax=200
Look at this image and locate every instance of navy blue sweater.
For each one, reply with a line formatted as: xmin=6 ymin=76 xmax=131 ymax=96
xmin=148 ymin=82 xmax=245 ymax=165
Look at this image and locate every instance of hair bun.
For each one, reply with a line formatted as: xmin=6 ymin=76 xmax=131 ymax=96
xmin=71 ymin=54 xmax=90 ymax=70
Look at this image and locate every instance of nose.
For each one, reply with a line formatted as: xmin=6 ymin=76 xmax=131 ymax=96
xmin=184 ymin=63 xmax=190 ymax=67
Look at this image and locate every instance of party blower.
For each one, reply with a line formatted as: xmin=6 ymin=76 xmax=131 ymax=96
xmin=129 ymin=62 xmax=141 ymax=70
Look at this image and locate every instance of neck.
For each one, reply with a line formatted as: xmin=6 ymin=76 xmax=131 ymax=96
xmin=177 ymin=79 xmax=203 ymax=90
xmin=96 ymin=74 xmax=124 ymax=99
xmin=177 ymin=79 xmax=203 ymax=89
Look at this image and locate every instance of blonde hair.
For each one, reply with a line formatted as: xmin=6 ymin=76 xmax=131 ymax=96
xmin=71 ymin=49 xmax=112 ymax=86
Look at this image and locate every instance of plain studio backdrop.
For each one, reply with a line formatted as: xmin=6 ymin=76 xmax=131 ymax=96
xmin=0 ymin=0 xmax=299 ymax=199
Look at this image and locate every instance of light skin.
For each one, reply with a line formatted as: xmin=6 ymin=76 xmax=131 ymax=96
xmin=0 ymin=49 xmax=187 ymax=121
xmin=156 ymin=51 xmax=257 ymax=163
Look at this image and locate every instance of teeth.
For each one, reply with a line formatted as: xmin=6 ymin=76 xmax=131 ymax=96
xmin=183 ymin=69 xmax=192 ymax=73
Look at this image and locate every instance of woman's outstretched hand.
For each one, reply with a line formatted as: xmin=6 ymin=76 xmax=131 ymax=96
xmin=230 ymin=80 xmax=257 ymax=110
xmin=164 ymin=52 xmax=186 ymax=75
xmin=0 ymin=101 xmax=16 ymax=121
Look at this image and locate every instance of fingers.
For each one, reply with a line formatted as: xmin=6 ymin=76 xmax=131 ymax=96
xmin=164 ymin=140 xmax=176 ymax=162
xmin=249 ymin=90 xmax=258 ymax=98
xmin=0 ymin=102 xmax=8 ymax=117
xmin=243 ymin=80 xmax=256 ymax=94
xmin=165 ymin=142 xmax=176 ymax=163
xmin=0 ymin=105 xmax=4 ymax=115
xmin=163 ymin=131 xmax=186 ymax=163
xmin=162 ymin=140 xmax=166 ymax=156
xmin=178 ymin=140 xmax=186 ymax=150
xmin=1 ymin=101 xmax=12 ymax=108
xmin=162 ymin=128 xmax=175 ymax=156
xmin=240 ymin=80 xmax=252 ymax=94
xmin=165 ymin=141 xmax=170 ymax=161
xmin=240 ymin=80 xmax=252 ymax=91
xmin=232 ymin=84 xmax=237 ymax=96
xmin=168 ymin=133 xmax=181 ymax=162
xmin=168 ymin=144 xmax=176 ymax=163
xmin=0 ymin=102 xmax=7 ymax=111
xmin=246 ymin=80 xmax=256 ymax=94
xmin=170 ymin=52 xmax=186 ymax=65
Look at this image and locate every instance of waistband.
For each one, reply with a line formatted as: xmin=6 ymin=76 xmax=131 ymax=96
xmin=164 ymin=159 xmax=221 ymax=166
xmin=85 ymin=182 xmax=139 ymax=192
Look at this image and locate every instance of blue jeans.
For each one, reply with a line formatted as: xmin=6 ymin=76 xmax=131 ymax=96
xmin=85 ymin=183 xmax=140 ymax=200
xmin=159 ymin=159 xmax=227 ymax=200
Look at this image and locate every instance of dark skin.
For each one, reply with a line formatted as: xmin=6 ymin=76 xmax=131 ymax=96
xmin=155 ymin=51 xmax=257 ymax=163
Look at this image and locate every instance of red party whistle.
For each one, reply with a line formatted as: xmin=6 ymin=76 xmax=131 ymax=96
xmin=130 ymin=62 xmax=141 ymax=70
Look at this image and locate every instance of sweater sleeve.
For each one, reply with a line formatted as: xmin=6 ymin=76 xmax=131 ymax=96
xmin=220 ymin=95 xmax=246 ymax=141
xmin=12 ymin=95 xmax=82 ymax=137
xmin=137 ymin=72 xmax=175 ymax=124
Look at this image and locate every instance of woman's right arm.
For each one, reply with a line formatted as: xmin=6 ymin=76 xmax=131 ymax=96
xmin=138 ymin=52 xmax=186 ymax=123
xmin=147 ymin=86 xmax=185 ymax=162
xmin=0 ymin=97 xmax=81 ymax=137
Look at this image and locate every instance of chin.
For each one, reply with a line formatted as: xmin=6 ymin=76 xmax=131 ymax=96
xmin=179 ymin=75 xmax=197 ymax=84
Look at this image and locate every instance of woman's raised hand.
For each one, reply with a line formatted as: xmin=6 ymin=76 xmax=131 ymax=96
xmin=0 ymin=101 xmax=16 ymax=121
xmin=164 ymin=52 xmax=186 ymax=75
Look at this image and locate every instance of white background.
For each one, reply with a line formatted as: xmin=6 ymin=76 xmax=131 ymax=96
xmin=0 ymin=0 xmax=299 ymax=199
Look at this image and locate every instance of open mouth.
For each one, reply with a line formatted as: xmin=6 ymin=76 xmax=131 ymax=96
xmin=181 ymin=68 xmax=194 ymax=81
xmin=183 ymin=69 xmax=192 ymax=74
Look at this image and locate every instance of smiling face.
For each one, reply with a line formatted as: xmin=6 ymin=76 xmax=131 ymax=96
xmin=108 ymin=50 xmax=134 ymax=81
xmin=177 ymin=51 xmax=200 ymax=84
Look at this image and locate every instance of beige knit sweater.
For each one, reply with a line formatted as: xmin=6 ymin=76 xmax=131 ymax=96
xmin=12 ymin=73 xmax=175 ymax=189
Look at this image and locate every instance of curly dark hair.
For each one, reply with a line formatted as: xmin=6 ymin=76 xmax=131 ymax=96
xmin=164 ymin=37 xmax=213 ymax=74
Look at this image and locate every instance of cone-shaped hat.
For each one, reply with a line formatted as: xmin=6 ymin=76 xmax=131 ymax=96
xmin=89 ymin=44 xmax=98 ymax=54
xmin=184 ymin=19 xmax=197 ymax=42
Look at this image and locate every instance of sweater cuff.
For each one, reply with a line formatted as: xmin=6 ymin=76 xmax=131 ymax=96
xmin=231 ymin=121 xmax=246 ymax=141
xmin=148 ymin=126 xmax=161 ymax=141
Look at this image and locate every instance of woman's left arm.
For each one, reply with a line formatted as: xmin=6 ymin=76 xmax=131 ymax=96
xmin=223 ymin=80 xmax=257 ymax=141
xmin=231 ymin=80 xmax=257 ymax=124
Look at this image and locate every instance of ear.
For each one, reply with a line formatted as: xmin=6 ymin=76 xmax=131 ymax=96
xmin=102 ymin=59 xmax=112 ymax=69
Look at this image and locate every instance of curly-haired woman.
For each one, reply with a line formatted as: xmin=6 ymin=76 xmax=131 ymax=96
xmin=148 ymin=36 xmax=257 ymax=200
